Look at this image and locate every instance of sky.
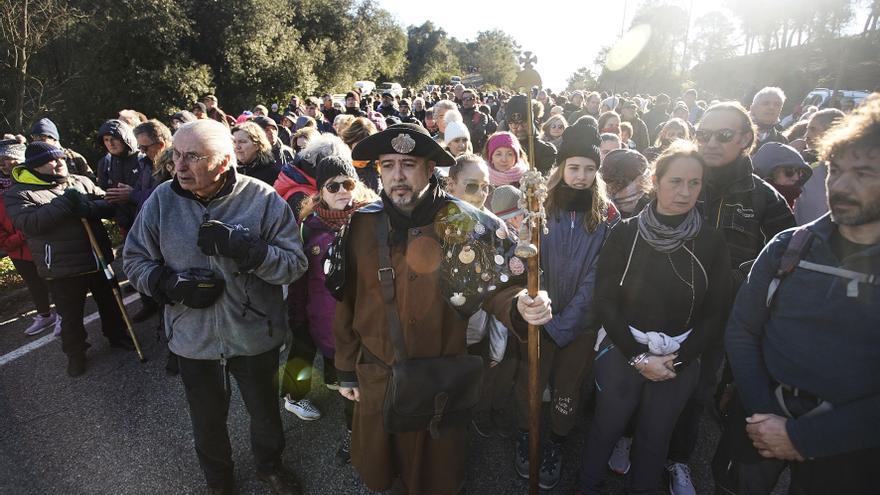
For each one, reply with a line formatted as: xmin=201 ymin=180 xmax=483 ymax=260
xmin=377 ymin=0 xmax=868 ymax=91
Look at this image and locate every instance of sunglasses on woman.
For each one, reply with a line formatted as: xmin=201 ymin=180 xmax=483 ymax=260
xmin=464 ymin=182 xmax=492 ymax=195
xmin=695 ymin=128 xmax=739 ymax=144
xmin=549 ymin=123 xmax=565 ymax=130
xmin=325 ymin=179 xmax=356 ymax=193
xmin=779 ymin=166 xmax=805 ymax=178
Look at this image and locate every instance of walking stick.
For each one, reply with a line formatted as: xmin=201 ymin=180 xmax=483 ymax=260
xmin=80 ymin=218 xmax=146 ymax=362
xmin=514 ymin=52 xmax=549 ymax=495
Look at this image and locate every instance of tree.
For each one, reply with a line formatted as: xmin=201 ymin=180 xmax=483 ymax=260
xmin=0 ymin=0 xmax=84 ymax=130
xmin=467 ymin=30 xmax=520 ymax=87
xmin=690 ymin=11 xmax=740 ymax=65
xmin=566 ymin=67 xmax=598 ymax=91
xmin=403 ymin=22 xmax=460 ymax=87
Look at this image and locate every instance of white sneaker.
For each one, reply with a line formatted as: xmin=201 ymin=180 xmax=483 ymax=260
xmin=24 ymin=313 xmax=56 ymax=336
xmin=52 ymin=315 xmax=62 ymax=337
xmin=667 ymin=461 xmax=696 ymax=495
xmin=608 ymin=436 xmax=632 ymax=474
xmin=284 ymin=397 xmax=322 ymax=421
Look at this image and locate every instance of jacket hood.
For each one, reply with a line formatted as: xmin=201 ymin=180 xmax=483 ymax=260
xmin=97 ymin=119 xmax=138 ymax=156
xmin=11 ymin=165 xmax=52 ymax=186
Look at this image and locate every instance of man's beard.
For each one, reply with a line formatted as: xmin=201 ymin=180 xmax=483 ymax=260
xmin=829 ymin=193 xmax=880 ymax=226
xmin=390 ymin=184 xmax=428 ymax=209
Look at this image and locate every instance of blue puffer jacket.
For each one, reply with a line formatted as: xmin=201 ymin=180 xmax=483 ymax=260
xmin=540 ymin=208 xmax=617 ymax=347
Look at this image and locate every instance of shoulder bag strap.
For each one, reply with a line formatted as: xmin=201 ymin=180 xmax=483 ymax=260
xmin=375 ymin=212 xmax=408 ymax=363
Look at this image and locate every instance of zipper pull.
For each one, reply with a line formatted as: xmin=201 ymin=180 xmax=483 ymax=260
xmin=570 ymin=211 xmax=575 ymax=229
xmin=219 ymin=355 xmax=229 ymax=392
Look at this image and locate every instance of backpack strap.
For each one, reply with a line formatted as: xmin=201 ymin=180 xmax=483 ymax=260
xmin=766 ymin=227 xmax=814 ymax=307
xmin=375 ymin=212 xmax=408 ymax=363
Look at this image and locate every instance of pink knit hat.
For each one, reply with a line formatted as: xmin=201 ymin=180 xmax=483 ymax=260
xmin=487 ymin=132 xmax=521 ymax=160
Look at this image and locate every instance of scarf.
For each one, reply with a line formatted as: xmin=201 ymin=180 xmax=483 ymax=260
xmin=637 ymin=201 xmax=702 ymax=253
xmin=613 ymin=180 xmax=646 ymax=215
xmin=555 ymin=185 xmax=593 ymax=212
xmin=314 ymin=202 xmax=363 ymax=231
xmin=489 ymin=160 xmax=527 ymax=186
xmin=774 ymin=184 xmax=802 ymax=208
xmin=380 ymin=175 xmax=448 ymax=246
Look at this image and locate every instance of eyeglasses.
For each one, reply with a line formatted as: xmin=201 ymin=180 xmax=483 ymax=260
xmin=462 ymin=97 xmax=475 ymax=102
xmin=324 ymin=179 xmax=356 ymax=193
xmin=695 ymin=128 xmax=739 ymax=144
xmin=779 ymin=166 xmax=806 ymax=179
xmin=464 ymin=182 xmax=492 ymax=195
xmin=171 ymin=149 xmax=210 ymax=165
xmin=138 ymin=142 xmax=157 ymax=153
xmin=549 ymin=124 xmax=565 ymax=130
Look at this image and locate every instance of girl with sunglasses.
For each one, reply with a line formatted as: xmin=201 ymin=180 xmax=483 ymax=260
xmin=541 ymin=114 xmax=568 ymax=150
xmin=282 ymin=156 xmax=377 ymax=462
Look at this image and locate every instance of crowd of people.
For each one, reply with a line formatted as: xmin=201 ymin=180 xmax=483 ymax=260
xmin=1 ymin=81 xmax=878 ymax=495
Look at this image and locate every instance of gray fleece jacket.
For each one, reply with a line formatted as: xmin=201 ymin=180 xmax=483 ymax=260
xmin=123 ymin=169 xmax=307 ymax=360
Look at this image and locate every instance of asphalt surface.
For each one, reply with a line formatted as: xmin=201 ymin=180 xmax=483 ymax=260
xmin=0 ymin=276 xmax=788 ymax=495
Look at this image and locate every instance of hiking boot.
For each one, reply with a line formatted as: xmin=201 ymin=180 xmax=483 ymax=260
xmin=24 ymin=312 xmax=56 ymax=336
xmin=257 ymin=469 xmax=302 ymax=495
xmin=491 ymin=408 xmax=514 ymax=439
xmin=284 ymin=397 xmax=322 ymax=421
xmin=131 ymin=300 xmax=159 ymax=323
xmin=470 ymin=410 xmax=494 ymax=438
xmin=514 ymin=429 xmax=529 ymax=479
xmin=608 ymin=436 xmax=632 ymax=474
xmin=52 ymin=316 xmax=62 ymax=337
xmin=667 ymin=461 xmax=697 ymax=495
xmin=67 ymin=353 xmax=87 ymax=377
xmin=539 ymin=440 xmax=563 ymax=490
xmin=335 ymin=429 xmax=351 ymax=466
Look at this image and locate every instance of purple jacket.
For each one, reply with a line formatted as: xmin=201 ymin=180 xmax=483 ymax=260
xmin=289 ymin=213 xmax=339 ymax=358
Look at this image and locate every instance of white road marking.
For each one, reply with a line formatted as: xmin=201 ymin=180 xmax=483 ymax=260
xmin=0 ymin=293 xmax=140 ymax=367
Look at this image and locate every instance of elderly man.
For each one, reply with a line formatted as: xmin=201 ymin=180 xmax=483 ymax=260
xmin=717 ymin=94 xmax=880 ymax=495
xmin=329 ymin=123 xmax=552 ymax=494
xmin=123 ymin=120 xmax=307 ymax=495
xmin=751 ymin=87 xmax=789 ymax=151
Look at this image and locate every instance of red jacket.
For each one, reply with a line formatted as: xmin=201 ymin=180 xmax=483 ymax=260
xmin=0 ymin=197 xmax=31 ymax=261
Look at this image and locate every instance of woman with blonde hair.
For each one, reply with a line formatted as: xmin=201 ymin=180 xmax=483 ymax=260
xmin=231 ymin=121 xmax=279 ymax=185
xmin=644 ymin=118 xmax=691 ymax=161
xmin=283 ymin=155 xmax=378 ymax=457
xmin=542 ymin=114 xmax=568 ymax=149
xmin=513 ymin=119 xmax=617 ymax=489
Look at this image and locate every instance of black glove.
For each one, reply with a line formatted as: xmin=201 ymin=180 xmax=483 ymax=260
xmin=63 ymin=188 xmax=102 ymax=218
xmin=148 ymin=266 xmax=225 ymax=308
xmin=197 ymin=220 xmax=268 ymax=272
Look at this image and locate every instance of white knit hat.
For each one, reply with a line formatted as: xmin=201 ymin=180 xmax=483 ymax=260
xmin=444 ymin=120 xmax=470 ymax=143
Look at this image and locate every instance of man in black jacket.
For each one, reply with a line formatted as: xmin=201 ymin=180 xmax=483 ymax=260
xmin=96 ymin=119 xmax=143 ymax=235
xmin=505 ymin=95 xmax=557 ymax=173
xmin=460 ymin=88 xmax=497 ymax=153
xmin=3 ymin=142 xmax=133 ymax=376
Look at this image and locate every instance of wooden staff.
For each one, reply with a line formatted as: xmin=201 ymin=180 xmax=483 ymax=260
xmin=514 ymin=52 xmax=546 ymax=495
xmin=80 ymin=219 xmax=146 ymax=362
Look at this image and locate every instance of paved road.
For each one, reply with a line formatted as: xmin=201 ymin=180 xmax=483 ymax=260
xmin=0 ymin=283 xmax=787 ymax=495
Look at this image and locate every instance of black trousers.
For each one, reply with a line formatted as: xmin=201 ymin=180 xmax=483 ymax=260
xmin=46 ymin=271 xmax=125 ymax=356
xmin=579 ymin=345 xmax=698 ymax=495
xmin=178 ymin=347 xmax=285 ymax=488
xmin=11 ymin=258 xmax=51 ymax=315
xmin=468 ymin=332 xmax=518 ymax=413
xmin=669 ymin=337 xmax=725 ymax=462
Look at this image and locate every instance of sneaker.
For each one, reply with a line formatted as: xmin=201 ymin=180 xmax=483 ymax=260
xmin=539 ymin=440 xmax=563 ymax=490
xmin=667 ymin=461 xmax=697 ymax=495
xmin=514 ymin=430 xmax=529 ymax=479
xmin=284 ymin=397 xmax=322 ymax=421
xmin=24 ymin=313 xmax=56 ymax=336
xmin=324 ymin=381 xmax=341 ymax=391
xmin=335 ymin=429 xmax=351 ymax=466
xmin=470 ymin=410 xmax=494 ymax=438
xmin=67 ymin=353 xmax=87 ymax=377
xmin=608 ymin=436 xmax=632 ymax=474
xmin=52 ymin=316 xmax=62 ymax=337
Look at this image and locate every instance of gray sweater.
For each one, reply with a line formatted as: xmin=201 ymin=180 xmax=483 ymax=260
xmin=123 ymin=171 xmax=307 ymax=360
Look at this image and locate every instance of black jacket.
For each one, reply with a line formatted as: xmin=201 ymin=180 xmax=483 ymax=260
xmin=518 ymin=134 xmax=557 ymax=174
xmin=96 ymin=119 xmax=142 ymax=230
xmin=698 ymin=156 xmax=795 ymax=283
xmin=461 ymin=107 xmax=497 ymax=153
xmin=239 ymin=152 xmax=281 ymax=186
xmin=3 ymin=168 xmax=114 ymax=279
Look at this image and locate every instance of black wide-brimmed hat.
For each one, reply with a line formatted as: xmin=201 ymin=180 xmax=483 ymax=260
xmin=351 ymin=123 xmax=455 ymax=167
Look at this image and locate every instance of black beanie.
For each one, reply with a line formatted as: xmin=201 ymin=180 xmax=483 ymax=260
xmin=23 ymin=141 xmax=65 ymax=170
xmin=316 ymin=155 xmax=358 ymax=191
xmin=557 ymin=118 xmax=601 ymax=165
